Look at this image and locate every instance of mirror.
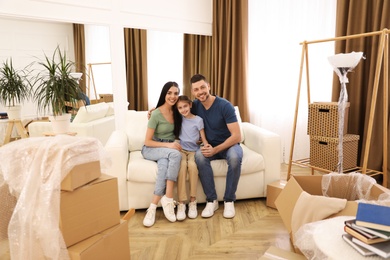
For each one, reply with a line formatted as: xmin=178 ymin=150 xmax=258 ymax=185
xmin=0 ymin=16 xmax=192 ymax=119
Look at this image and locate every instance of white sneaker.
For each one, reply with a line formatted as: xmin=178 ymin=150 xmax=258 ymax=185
xmin=177 ymin=203 xmax=186 ymax=221
xmin=223 ymin=201 xmax=235 ymax=218
xmin=143 ymin=207 xmax=156 ymax=227
xmin=188 ymin=200 xmax=198 ymax=219
xmin=160 ymin=195 xmax=176 ymax=222
xmin=201 ymin=200 xmax=219 ymax=218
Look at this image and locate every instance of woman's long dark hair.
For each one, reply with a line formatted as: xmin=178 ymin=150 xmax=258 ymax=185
xmin=155 ymin=81 xmax=181 ymax=138
xmin=156 ymin=81 xmax=179 ymax=108
xmin=173 ymin=95 xmax=192 ymax=139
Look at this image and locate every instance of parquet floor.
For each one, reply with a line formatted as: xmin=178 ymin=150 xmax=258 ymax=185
xmin=124 ymin=163 xmax=312 ymax=260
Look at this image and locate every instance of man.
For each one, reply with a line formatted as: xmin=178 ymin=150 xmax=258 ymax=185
xmin=190 ymin=74 xmax=243 ymax=219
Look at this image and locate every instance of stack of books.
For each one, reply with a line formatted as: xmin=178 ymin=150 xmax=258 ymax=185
xmin=342 ymin=203 xmax=390 ymax=258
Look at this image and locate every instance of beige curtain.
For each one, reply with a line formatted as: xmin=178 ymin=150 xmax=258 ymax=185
xmin=124 ymin=28 xmax=148 ymax=111
xmin=183 ymin=34 xmax=212 ymax=98
xmin=72 ymin=24 xmax=86 ymax=93
xmin=332 ymin=0 xmax=390 ymax=186
xmin=212 ymin=0 xmax=249 ymax=122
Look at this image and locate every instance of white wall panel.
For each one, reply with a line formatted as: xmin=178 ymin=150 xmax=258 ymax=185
xmin=0 ymin=0 xmax=212 ymax=35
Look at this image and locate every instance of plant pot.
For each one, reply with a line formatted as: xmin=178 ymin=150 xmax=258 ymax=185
xmin=49 ymin=113 xmax=72 ymax=134
xmin=5 ymin=105 xmax=22 ymax=120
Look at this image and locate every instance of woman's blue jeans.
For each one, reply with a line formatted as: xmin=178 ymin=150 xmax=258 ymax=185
xmin=195 ymin=143 xmax=243 ymax=202
xmin=142 ymin=145 xmax=181 ymax=196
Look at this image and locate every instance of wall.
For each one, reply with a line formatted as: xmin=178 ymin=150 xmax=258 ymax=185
xmin=0 ymin=0 xmax=212 ymax=129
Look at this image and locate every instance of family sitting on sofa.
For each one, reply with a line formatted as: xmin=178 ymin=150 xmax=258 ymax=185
xmin=142 ymin=74 xmax=244 ymax=227
xmin=104 ymin=76 xmax=280 ymax=227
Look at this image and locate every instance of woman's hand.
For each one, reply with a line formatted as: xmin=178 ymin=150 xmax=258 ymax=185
xmin=167 ymin=141 xmax=182 ymax=151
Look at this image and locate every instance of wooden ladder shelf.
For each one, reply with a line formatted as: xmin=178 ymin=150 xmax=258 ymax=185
xmin=287 ymin=29 xmax=389 ymax=188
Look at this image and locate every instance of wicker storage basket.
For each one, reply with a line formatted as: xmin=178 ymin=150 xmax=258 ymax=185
xmin=310 ymin=134 xmax=359 ymax=171
xmin=308 ymin=102 xmax=350 ymax=137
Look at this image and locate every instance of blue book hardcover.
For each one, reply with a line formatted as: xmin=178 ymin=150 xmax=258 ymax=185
xmin=356 ymin=203 xmax=390 ymax=232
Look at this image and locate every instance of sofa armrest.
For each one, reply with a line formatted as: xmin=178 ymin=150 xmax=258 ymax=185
xmin=241 ymin=122 xmax=281 ymax=186
xmin=104 ymin=130 xmax=129 ymax=210
xmin=104 ymin=130 xmax=128 ymax=180
xmin=70 ymin=115 xmax=115 ymax=145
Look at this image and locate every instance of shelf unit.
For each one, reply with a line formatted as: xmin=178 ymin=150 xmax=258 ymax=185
xmin=287 ymin=29 xmax=389 ymax=188
xmin=87 ymin=62 xmax=111 ymax=102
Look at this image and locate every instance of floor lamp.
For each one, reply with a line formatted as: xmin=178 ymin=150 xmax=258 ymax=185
xmin=328 ymin=52 xmax=364 ymax=173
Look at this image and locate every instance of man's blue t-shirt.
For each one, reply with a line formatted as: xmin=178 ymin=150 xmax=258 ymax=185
xmin=191 ymin=96 xmax=237 ymax=147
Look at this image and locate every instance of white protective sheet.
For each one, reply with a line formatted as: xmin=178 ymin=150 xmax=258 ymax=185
xmin=0 ymin=135 xmax=110 ymax=260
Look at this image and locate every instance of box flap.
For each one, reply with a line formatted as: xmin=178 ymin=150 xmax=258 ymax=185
xmin=274 ymin=176 xmax=303 ymax=234
xmin=260 ymin=246 xmax=306 ymax=260
xmin=293 ymin=175 xmax=323 ymax=196
xmin=275 ymin=174 xmax=388 ymax=237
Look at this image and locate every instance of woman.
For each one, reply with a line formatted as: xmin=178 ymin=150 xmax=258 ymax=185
xmin=141 ymin=81 xmax=182 ymax=227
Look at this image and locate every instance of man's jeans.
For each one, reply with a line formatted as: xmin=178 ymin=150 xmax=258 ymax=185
xmin=195 ymin=143 xmax=243 ymax=202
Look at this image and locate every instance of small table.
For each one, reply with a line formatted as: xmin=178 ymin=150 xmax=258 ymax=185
xmin=43 ymin=132 xmax=77 ymax=136
xmin=3 ymin=119 xmax=29 ymax=145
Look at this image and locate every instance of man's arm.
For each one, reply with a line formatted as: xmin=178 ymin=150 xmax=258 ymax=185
xmin=214 ymin=122 xmax=241 ymax=153
xmin=147 ymin=107 xmax=156 ymax=120
xmin=201 ymin=122 xmax=241 ymax=157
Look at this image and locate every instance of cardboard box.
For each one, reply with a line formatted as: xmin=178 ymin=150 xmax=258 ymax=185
xmin=274 ymin=175 xmax=389 ymax=245
xmin=310 ymin=134 xmax=359 ymax=171
xmin=60 ymin=174 xmax=120 ymax=247
xmin=67 ymin=220 xmax=130 ymax=260
xmin=99 ymin=94 xmax=113 ymax=102
xmin=308 ymin=102 xmax=349 ymax=137
xmin=266 ymin=180 xmax=287 ymax=209
xmin=260 ymin=246 xmax=306 ymax=260
xmin=61 ymin=161 xmax=101 ymax=191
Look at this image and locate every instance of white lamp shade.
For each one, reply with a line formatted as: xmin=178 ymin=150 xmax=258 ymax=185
xmin=328 ymin=52 xmax=364 ymax=69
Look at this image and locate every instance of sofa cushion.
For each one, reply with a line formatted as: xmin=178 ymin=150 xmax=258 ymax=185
xmin=105 ymin=102 xmax=115 ymax=117
xmin=72 ymin=102 xmax=109 ymax=123
xmin=210 ymin=144 xmax=264 ymax=177
xmin=127 ymin=144 xmax=264 ymax=183
xmin=125 ymin=110 xmax=148 ymax=152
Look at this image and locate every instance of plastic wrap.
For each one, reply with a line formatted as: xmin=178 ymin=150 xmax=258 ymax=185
xmin=294 ymin=173 xmax=390 ymax=259
xmin=322 ymin=172 xmax=376 ymax=201
xmin=0 ymin=135 xmax=110 ymax=260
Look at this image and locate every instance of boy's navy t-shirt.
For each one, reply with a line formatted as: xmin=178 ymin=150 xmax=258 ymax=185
xmin=191 ymin=96 xmax=237 ymax=147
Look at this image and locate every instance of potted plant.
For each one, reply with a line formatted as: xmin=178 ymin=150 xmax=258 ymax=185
xmin=0 ymin=59 xmax=32 ymax=119
xmin=33 ymin=46 xmax=86 ymax=133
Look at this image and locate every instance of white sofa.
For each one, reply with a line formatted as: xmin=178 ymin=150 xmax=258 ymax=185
xmin=28 ymin=102 xmax=115 ymax=146
xmin=105 ymin=108 xmax=281 ymax=211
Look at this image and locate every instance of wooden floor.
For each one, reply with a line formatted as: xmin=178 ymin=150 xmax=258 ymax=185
xmin=124 ymin=163 xmax=312 ymax=260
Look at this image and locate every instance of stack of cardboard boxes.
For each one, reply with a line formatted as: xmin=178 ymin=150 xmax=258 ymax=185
xmin=307 ymin=102 xmax=360 ymax=172
xmin=61 ymin=160 xmax=130 ymax=260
